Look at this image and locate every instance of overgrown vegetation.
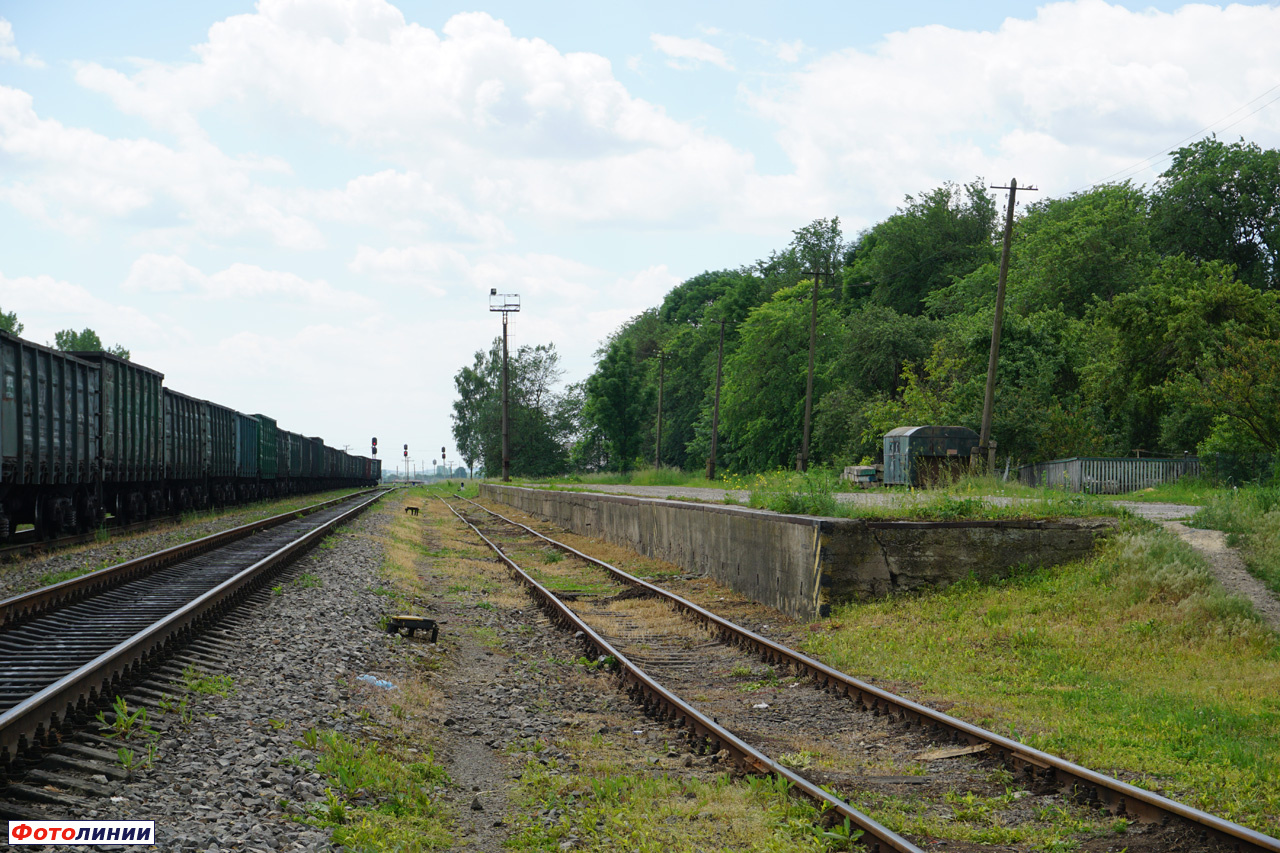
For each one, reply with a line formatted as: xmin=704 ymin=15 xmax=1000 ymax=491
xmin=298 ymin=729 xmax=451 ymax=851
xmin=1194 ymin=485 xmax=1280 ymax=595
xmin=804 ymin=527 xmax=1280 ymax=835
xmin=454 ymin=136 xmax=1280 ymax=482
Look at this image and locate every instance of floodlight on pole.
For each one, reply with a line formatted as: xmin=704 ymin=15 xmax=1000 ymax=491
xmin=489 ymin=291 xmax=521 ymax=482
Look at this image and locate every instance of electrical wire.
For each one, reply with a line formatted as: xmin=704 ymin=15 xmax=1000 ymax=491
xmin=1070 ymin=82 xmax=1280 ymax=194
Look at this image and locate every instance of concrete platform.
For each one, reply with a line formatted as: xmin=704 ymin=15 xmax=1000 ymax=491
xmin=481 ymin=484 xmax=1118 ymax=621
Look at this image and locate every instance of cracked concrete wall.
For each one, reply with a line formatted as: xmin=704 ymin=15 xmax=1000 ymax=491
xmin=480 ymin=486 xmax=1117 ymax=621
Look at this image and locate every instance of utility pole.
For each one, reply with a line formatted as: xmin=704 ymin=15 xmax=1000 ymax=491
xmin=654 ymin=351 xmax=666 ymax=469
xmin=489 ymin=289 xmax=521 ymax=482
xmin=705 ymin=319 xmax=726 ymax=480
xmin=978 ymin=178 xmax=1037 ymax=471
xmin=799 ymin=267 xmax=824 ymax=472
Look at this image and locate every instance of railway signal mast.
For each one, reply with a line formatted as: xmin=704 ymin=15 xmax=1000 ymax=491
xmin=489 ymin=289 xmax=520 ymax=482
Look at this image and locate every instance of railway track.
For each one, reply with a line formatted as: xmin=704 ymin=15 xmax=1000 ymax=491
xmin=445 ymin=493 xmax=1280 ymax=853
xmin=0 ymin=489 xmax=387 ymax=784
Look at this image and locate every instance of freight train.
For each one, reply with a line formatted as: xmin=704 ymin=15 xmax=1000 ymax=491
xmin=0 ymin=330 xmax=381 ymax=540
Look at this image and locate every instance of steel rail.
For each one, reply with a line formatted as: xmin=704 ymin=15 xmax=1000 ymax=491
xmin=0 ymin=489 xmax=382 ymax=629
xmin=440 ymin=495 xmax=921 ymax=853
xmin=461 ymin=494 xmax=1280 ymax=853
xmin=0 ymin=490 xmax=386 ymax=776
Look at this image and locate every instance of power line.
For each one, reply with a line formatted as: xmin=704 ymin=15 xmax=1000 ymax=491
xmin=1071 ymin=82 xmax=1280 ymax=194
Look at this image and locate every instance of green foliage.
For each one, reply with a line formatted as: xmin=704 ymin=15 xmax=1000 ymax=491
xmin=0 ymin=307 xmax=21 ymax=335
xmin=720 ymin=282 xmax=840 ymax=471
xmin=583 ymin=338 xmax=648 ymax=470
xmin=851 ymin=179 xmax=998 ymax=316
xmin=1152 ymin=136 xmax=1280 ymax=290
xmin=451 ymin=339 xmax=575 ymax=477
xmin=53 ymin=327 xmax=130 ymax=359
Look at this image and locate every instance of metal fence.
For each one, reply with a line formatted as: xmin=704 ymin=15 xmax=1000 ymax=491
xmin=1017 ymin=457 xmax=1201 ymax=494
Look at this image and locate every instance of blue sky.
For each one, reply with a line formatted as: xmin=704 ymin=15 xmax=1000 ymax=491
xmin=2 ymin=1 xmax=1278 ymax=472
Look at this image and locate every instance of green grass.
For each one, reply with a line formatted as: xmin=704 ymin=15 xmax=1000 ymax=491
xmin=505 ymin=761 xmax=850 ymax=852
xmin=804 ymin=526 xmax=1280 ymax=835
xmin=299 ymin=729 xmax=451 ymax=851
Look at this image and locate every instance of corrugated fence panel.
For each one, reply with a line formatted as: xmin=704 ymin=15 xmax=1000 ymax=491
xmin=1018 ymin=457 xmax=1201 ymax=494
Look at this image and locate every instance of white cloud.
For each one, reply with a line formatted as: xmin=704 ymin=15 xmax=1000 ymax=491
xmin=773 ymin=39 xmax=804 ymax=63
xmin=0 ymin=269 xmax=164 ymax=347
xmin=297 ymin=170 xmax=510 ymax=243
xmin=747 ymin=1 xmax=1280 ymax=223
xmin=0 ymin=86 xmax=323 ymax=247
xmin=123 ymin=254 xmax=376 ymax=311
xmin=65 ymin=3 xmax=765 ymax=229
xmin=0 ymin=18 xmax=44 ymax=68
xmin=650 ymin=34 xmax=733 ymax=71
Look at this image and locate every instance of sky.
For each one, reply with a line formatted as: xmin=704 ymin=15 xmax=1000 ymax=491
xmin=2 ymin=1 xmax=1279 ymax=473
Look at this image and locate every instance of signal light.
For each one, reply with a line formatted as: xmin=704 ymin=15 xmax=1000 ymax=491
xmin=372 ymin=437 xmax=377 ymax=446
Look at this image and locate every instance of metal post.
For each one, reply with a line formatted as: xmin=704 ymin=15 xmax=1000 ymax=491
xmin=706 ymin=320 xmax=725 ymax=480
xmin=800 ymin=270 xmax=820 ymax=472
xmin=654 ymin=352 xmax=665 ymax=469
xmin=978 ymin=178 xmax=1036 ymax=471
xmin=502 ymin=311 xmax=510 ymax=482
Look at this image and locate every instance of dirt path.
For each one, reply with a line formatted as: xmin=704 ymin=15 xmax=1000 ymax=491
xmin=1159 ymin=521 xmax=1280 ymax=631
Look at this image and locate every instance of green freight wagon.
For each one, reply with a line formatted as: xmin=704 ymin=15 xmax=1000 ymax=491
xmin=255 ymin=414 xmax=278 ymax=486
xmin=71 ymin=350 xmax=164 ymax=521
xmin=283 ymin=430 xmax=303 ymax=480
xmin=207 ymin=400 xmax=237 ymax=504
xmin=163 ymin=388 xmax=209 ymax=511
xmin=0 ymin=331 xmax=99 ymax=537
xmin=235 ymin=412 xmax=259 ymax=500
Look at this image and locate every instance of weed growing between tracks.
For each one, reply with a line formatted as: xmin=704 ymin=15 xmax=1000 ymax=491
xmin=297 ymin=728 xmax=451 ymax=852
xmin=505 ymin=751 xmax=852 ymax=852
xmin=807 ymin=525 xmax=1280 ymax=836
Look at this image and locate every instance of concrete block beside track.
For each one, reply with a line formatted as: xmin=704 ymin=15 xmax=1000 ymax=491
xmin=480 ymin=485 xmax=1117 ymax=621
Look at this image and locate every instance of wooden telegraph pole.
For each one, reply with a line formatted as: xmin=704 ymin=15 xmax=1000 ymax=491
xmin=654 ymin=351 xmax=667 ymax=469
xmin=705 ymin=320 xmax=725 ymax=480
xmin=799 ymin=268 xmax=824 ymax=472
xmin=978 ymin=178 xmax=1037 ymax=472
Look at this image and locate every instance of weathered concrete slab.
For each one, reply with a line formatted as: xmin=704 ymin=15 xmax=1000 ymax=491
xmin=480 ymin=485 xmax=1117 ymax=621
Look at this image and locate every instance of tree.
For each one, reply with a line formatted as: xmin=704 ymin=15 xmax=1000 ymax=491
xmin=54 ymin=327 xmax=130 ymax=360
xmin=583 ymin=339 xmax=647 ymax=471
xmin=850 ymin=180 xmax=999 ymax=315
xmin=1004 ymin=182 xmax=1155 ymax=316
xmin=449 ymin=339 xmax=574 ymax=477
xmin=0 ymin=307 xmax=21 ymax=335
xmin=1152 ymin=136 xmax=1280 ymax=290
xmin=1083 ymin=257 xmax=1280 ymax=453
xmin=1186 ymin=337 xmax=1280 ymax=451
xmin=719 ymin=281 xmax=840 ymax=471
xmin=451 ymin=350 xmax=492 ymax=475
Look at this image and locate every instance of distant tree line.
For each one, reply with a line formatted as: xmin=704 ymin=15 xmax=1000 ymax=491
xmin=452 ymin=135 xmax=1280 ymax=474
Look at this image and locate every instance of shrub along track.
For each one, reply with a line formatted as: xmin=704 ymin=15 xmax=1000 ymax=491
xmin=444 ymin=493 xmax=1279 ymax=853
xmin=0 ymin=489 xmax=387 ymax=791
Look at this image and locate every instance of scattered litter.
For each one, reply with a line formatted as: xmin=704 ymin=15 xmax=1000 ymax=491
xmin=916 ymin=743 xmax=990 ymax=761
xmin=357 ymin=674 xmax=397 ymax=691
xmin=752 ymin=703 xmax=770 ymax=709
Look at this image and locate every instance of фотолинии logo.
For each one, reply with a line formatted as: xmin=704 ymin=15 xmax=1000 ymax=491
xmin=8 ymin=820 xmax=156 ymax=845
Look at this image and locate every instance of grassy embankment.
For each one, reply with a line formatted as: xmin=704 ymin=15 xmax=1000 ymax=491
xmin=806 ymin=520 xmax=1280 ymax=837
